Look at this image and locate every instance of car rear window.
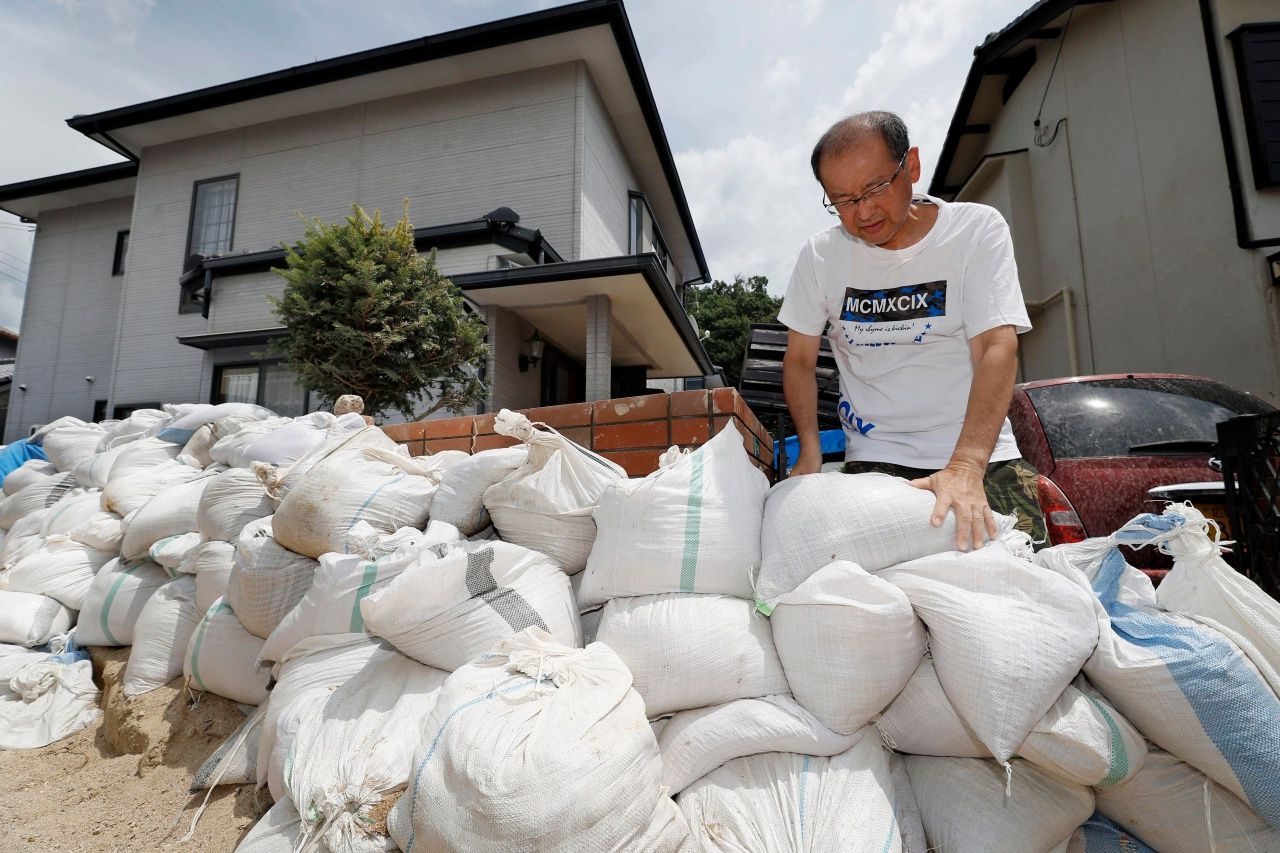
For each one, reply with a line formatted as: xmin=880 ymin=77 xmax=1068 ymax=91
xmin=1025 ymin=378 xmax=1274 ymax=459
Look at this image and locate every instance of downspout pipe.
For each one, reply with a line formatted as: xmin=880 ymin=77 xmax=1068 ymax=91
xmin=1025 ymin=288 xmax=1080 ymax=377
xmin=1198 ymin=0 xmax=1280 ymax=250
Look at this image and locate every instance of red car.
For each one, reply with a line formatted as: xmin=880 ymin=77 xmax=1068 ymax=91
xmin=1008 ymin=374 xmax=1275 ymax=582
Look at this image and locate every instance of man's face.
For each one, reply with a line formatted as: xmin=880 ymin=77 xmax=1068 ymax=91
xmin=818 ymin=138 xmax=921 ymax=249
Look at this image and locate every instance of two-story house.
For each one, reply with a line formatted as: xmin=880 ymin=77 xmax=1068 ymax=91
xmin=930 ymin=0 xmax=1280 ymax=403
xmin=0 ymin=0 xmax=716 ymax=441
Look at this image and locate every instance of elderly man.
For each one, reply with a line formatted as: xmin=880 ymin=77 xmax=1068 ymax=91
xmin=779 ymin=110 xmax=1046 ymax=550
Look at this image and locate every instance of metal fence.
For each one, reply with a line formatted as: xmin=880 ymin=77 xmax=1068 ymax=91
xmin=1218 ymin=412 xmax=1280 ymax=598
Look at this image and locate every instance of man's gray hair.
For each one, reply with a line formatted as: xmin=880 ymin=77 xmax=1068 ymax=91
xmin=810 ymin=111 xmax=911 ymax=182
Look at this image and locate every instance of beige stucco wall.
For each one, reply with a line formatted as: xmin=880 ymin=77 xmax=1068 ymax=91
xmin=956 ymin=0 xmax=1280 ymax=402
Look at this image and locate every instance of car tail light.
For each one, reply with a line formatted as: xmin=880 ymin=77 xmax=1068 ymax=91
xmin=1036 ymin=475 xmax=1087 ymax=545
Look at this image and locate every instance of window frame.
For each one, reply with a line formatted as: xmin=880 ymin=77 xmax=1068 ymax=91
xmin=183 ymin=174 xmax=240 ymax=268
xmin=211 ymin=358 xmax=312 ymax=415
xmin=111 ymin=230 xmax=129 ymax=276
xmin=627 ymin=191 xmax=678 ymax=285
xmin=1228 ymin=22 xmax=1280 ymax=189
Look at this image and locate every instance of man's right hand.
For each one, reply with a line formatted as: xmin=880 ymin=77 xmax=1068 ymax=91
xmin=788 ymin=446 xmax=823 ymax=476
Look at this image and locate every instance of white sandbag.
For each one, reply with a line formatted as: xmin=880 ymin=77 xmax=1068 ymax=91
xmin=42 ymin=422 xmax=106 ymax=473
xmin=387 ymin=628 xmax=665 ymax=853
xmin=156 ymin=402 xmax=276 ymax=445
xmin=888 ymin=752 xmax=928 ymax=853
xmin=429 ymin=446 xmax=526 ymax=535
xmin=0 ymin=657 xmax=102 ymax=749
xmin=260 ymin=525 xmax=460 ymax=663
xmin=360 ymin=539 xmax=581 ymax=671
xmin=1095 ymin=748 xmax=1280 ymax=852
xmin=757 ymin=472 xmax=971 ymax=605
xmin=678 ymin=731 xmax=901 ymax=853
xmin=4 ymin=459 xmax=58 ymax=495
xmin=580 ymin=425 xmax=769 ymax=606
xmin=29 ymin=415 xmax=90 ymax=447
xmin=66 ymin=510 xmax=124 ymax=553
xmin=482 ymin=409 xmax=626 ymax=573
xmin=270 ymin=446 xmax=444 ymax=560
xmin=1037 ymin=516 xmax=1280 ymax=827
xmin=102 ymin=459 xmax=205 ymax=518
xmin=7 ymin=535 xmax=115 ymax=610
xmin=176 ymin=422 xmax=218 ymax=468
xmin=105 ymin=436 xmax=182 ymax=481
xmin=1064 ymin=814 xmax=1158 ymax=853
xmin=770 ymin=560 xmax=924 ymax=734
xmin=39 ymin=490 xmax=105 ymax=538
xmin=103 ymin=408 xmax=168 ymax=446
xmin=2 ymin=512 xmax=49 ymax=568
xmin=906 ymin=756 xmax=1094 ymax=853
xmin=1018 ymin=678 xmax=1147 ymax=789
xmin=179 ymin=540 xmax=236 ymax=613
xmin=875 ymin=654 xmax=989 ymax=758
xmin=0 ymin=590 xmax=74 ymax=646
xmin=118 ymin=472 xmax=217 ymax=559
xmin=343 ymin=519 xmax=453 ymax=561
xmin=183 ymin=597 xmax=271 ymax=705
xmin=75 ymin=558 xmax=172 ymax=646
xmin=0 ymin=472 xmax=80 ymax=529
xmin=190 ymin=704 xmax=264 ymax=794
xmin=596 ymin=592 xmax=789 ymax=716
xmin=226 ymin=518 xmax=318 ymax=639
xmin=658 ymin=694 xmax=860 ymax=795
xmin=123 ymin=575 xmax=200 ymax=696
xmin=71 ymin=443 xmax=130 ymax=489
xmin=150 ymin=531 xmax=203 ymax=571
xmin=285 ymin=653 xmax=449 ymax=853
xmin=251 ymin=422 xmax=398 ymax=502
xmin=257 ymin=634 xmax=393 ymax=788
xmin=240 ymin=411 xmax=369 ymax=470
xmin=879 ymin=537 xmax=1097 ymax=763
xmin=208 ymin=416 xmax=294 ymax=468
xmin=1153 ymin=503 xmax=1280 ymax=677
xmin=196 ymin=468 xmax=274 ymax=542
xmin=235 ymin=799 xmax=305 ymax=853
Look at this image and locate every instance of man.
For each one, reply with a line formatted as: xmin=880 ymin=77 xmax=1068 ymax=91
xmin=779 ymin=111 xmax=1046 ymax=550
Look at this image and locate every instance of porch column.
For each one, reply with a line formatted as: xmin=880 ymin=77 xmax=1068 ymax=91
xmin=484 ymin=304 xmax=500 ymax=413
xmin=585 ymin=294 xmax=612 ymax=401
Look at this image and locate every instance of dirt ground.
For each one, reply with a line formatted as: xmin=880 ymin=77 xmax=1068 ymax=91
xmin=0 ymin=648 xmax=270 ymax=852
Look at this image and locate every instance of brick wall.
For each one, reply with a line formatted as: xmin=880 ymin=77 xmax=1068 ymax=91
xmin=381 ymin=387 xmax=775 ymax=479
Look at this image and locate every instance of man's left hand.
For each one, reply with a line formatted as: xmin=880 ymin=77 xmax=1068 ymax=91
xmin=909 ymin=461 xmax=996 ymax=551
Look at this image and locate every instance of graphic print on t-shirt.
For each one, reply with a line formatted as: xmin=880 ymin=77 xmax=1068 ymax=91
xmin=839 ymin=280 xmax=947 ymax=323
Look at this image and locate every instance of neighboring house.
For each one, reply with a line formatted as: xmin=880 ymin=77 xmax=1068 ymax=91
xmin=932 ymin=0 xmax=1280 ymax=403
xmin=0 ymin=328 xmax=18 ymax=362
xmin=0 ymin=0 xmax=715 ymax=441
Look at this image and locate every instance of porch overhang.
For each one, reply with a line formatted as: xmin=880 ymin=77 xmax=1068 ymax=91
xmin=453 ymin=254 xmax=714 ymax=379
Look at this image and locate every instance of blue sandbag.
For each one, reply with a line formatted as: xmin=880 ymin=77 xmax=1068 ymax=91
xmin=0 ymin=439 xmax=49 ymax=483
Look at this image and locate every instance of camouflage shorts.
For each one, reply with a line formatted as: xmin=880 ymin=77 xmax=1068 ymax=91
xmin=840 ymin=457 xmax=1048 ymax=548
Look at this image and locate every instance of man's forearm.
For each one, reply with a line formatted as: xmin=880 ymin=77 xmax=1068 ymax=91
xmin=783 ymin=356 xmax=822 ymax=456
xmin=951 ymin=335 xmax=1019 ymax=469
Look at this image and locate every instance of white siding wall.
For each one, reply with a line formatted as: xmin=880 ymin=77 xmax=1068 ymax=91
xmin=5 ymin=197 xmax=132 ymax=441
xmin=579 ymin=68 xmax=641 ymax=259
xmin=957 ymin=0 xmax=1279 ymax=401
xmin=111 ymin=63 xmax=580 ymax=410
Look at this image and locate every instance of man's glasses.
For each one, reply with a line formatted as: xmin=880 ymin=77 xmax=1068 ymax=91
xmin=822 ymin=152 xmax=908 ymax=215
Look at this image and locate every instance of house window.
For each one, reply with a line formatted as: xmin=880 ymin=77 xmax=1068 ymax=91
xmin=1229 ymin=23 xmax=1280 ymax=188
xmin=628 ymin=192 xmax=679 ymax=285
xmin=213 ymin=360 xmax=311 ymax=417
xmin=186 ymin=176 xmax=238 ymax=265
xmin=112 ymin=231 xmax=129 ymax=276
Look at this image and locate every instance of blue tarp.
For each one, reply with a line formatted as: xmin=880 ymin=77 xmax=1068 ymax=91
xmin=773 ymin=428 xmax=845 ymax=470
xmin=0 ymin=439 xmax=48 ymax=483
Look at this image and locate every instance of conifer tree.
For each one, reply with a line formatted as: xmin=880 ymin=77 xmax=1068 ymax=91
xmin=270 ymin=202 xmax=488 ymax=420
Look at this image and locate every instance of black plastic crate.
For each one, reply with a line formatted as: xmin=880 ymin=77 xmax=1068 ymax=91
xmin=1217 ymin=412 xmax=1280 ymax=598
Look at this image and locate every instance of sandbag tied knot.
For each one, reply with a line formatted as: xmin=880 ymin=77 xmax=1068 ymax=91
xmin=492 ymin=409 xmax=539 ymax=443
xmin=12 ymin=661 xmax=64 ymax=701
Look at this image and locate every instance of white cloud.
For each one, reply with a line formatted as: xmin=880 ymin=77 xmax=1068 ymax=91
xmin=764 ymin=57 xmax=800 ymax=89
xmin=797 ymin=0 xmax=823 ymax=27
xmin=47 ymin=0 xmax=156 ymax=47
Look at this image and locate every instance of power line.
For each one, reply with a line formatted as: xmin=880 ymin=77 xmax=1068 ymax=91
xmin=0 ymin=247 xmax=29 ymax=269
xmin=0 ymin=259 xmax=28 ymax=280
xmin=0 ymin=268 xmax=27 ymax=285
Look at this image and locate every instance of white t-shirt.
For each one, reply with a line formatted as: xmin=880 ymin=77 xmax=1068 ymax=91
xmin=778 ymin=196 xmax=1031 ymax=469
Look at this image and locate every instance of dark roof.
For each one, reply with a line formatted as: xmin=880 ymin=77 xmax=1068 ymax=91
xmin=0 ymin=328 xmax=17 ymax=343
xmin=0 ymin=361 xmax=14 ymax=384
xmin=929 ymin=0 xmax=1082 ymax=198
xmin=0 ymin=162 xmax=137 ymax=206
xmin=64 ymin=0 xmax=709 ymax=281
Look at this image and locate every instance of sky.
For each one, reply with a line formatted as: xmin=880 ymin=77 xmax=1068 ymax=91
xmin=0 ymin=0 xmax=1035 ymax=333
